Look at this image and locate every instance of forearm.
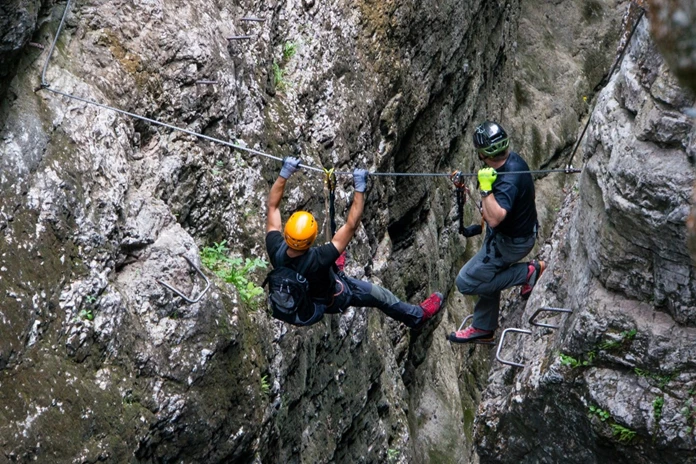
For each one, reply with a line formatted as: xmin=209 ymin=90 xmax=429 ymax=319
xmin=331 ymin=192 xmax=364 ymax=253
xmin=345 ymin=192 xmax=364 ymax=230
xmin=268 ymin=177 xmax=286 ymax=209
xmin=266 ymin=177 xmax=287 ymax=232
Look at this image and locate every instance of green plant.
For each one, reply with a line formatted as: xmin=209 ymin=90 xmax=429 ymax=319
xmin=78 ymin=309 xmax=94 ymax=321
xmin=282 ymin=41 xmax=297 ymax=61
xmin=260 ymin=375 xmax=270 ymax=395
xmin=387 ymin=448 xmax=399 ymax=463
xmin=653 ymin=396 xmax=664 ymax=422
xmin=589 ymin=405 xmax=611 ymax=422
xmin=634 ymin=368 xmax=674 ymax=388
xmin=610 ymin=423 xmax=636 ymax=443
xmin=559 ymin=352 xmax=592 ymax=368
xmin=201 ymin=241 xmax=268 ymax=308
xmin=587 ymin=350 xmax=597 ymax=363
xmin=272 ymin=61 xmax=287 ymax=90
xmin=77 ymin=294 xmax=99 ymax=321
xmin=598 ymin=328 xmax=637 ymax=351
xmin=680 ymin=398 xmax=696 ymax=425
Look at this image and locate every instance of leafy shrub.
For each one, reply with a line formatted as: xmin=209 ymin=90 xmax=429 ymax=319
xmin=201 ymin=241 xmax=267 ymax=308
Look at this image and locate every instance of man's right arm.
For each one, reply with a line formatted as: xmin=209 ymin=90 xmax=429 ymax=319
xmin=331 ymin=169 xmax=368 ymax=254
xmin=331 ymin=191 xmax=364 ymax=254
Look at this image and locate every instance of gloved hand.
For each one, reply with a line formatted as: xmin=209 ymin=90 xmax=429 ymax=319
xmin=279 ymin=157 xmax=301 ymax=179
xmin=478 ymin=167 xmax=497 ymax=191
xmin=461 ymin=224 xmax=483 ymax=237
xmin=353 ymin=168 xmax=369 ymax=193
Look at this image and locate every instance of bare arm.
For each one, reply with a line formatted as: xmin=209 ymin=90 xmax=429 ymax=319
xmin=331 ymin=192 xmax=364 ymax=254
xmin=481 ymin=194 xmax=507 ymax=228
xmin=266 ymin=176 xmax=287 ymax=233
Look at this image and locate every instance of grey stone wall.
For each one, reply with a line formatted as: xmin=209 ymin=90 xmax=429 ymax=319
xmin=475 ymin=14 xmax=696 ymax=464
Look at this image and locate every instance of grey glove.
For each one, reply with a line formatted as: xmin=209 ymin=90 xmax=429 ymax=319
xmin=279 ymin=157 xmax=301 ymax=179
xmin=353 ymin=168 xmax=369 ymax=193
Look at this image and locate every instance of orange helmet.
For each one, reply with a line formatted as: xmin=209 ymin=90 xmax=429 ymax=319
xmin=284 ymin=211 xmax=318 ymax=251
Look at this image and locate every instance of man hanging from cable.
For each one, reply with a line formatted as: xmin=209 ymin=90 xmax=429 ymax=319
xmin=265 ymin=158 xmax=444 ymax=328
xmin=448 ymin=121 xmax=545 ymax=344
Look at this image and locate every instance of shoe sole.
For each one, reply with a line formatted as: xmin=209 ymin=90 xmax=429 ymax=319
xmin=521 ymin=260 xmax=546 ymax=298
xmin=447 ymin=332 xmax=495 ymax=345
xmin=538 ymin=261 xmax=546 ymax=279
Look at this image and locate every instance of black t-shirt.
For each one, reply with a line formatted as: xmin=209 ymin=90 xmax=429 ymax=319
xmin=491 ymin=152 xmax=537 ymax=237
xmin=265 ymin=231 xmax=340 ymax=300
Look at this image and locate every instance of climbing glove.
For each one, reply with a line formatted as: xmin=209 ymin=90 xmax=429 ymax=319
xmin=279 ymin=157 xmax=301 ymax=179
xmin=478 ymin=167 xmax=497 ymax=192
xmin=353 ymin=168 xmax=369 ymax=193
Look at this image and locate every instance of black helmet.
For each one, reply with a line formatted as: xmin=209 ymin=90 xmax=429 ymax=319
xmin=473 ymin=121 xmax=509 ymax=157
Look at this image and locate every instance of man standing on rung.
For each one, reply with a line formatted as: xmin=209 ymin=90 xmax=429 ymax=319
xmin=449 ymin=121 xmax=544 ymax=344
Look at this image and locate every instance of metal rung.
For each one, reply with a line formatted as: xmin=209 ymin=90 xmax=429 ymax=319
xmin=157 ymin=256 xmax=210 ymax=304
xmin=496 ymin=328 xmax=532 ymax=368
xmin=457 ymin=314 xmax=473 ymax=332
xmin=528 ymin=306 xmax=573 ymax=329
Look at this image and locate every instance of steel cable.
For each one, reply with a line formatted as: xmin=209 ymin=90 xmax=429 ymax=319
xmin=38 ymin=0 xmax=583 ymax=180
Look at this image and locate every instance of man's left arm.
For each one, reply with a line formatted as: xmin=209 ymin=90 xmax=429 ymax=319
xmin=481 ymin=195 xmax=507 ymax=228
xmin=478 ymin=167 xmax=508 ymax=228
xmin=266 ymin=177 xmax=286 ymax=233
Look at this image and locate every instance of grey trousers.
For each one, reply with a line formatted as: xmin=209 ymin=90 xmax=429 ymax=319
xmin=455 ymin=229 xmax=536 ymax=331
xmin=329 ymin=275 xmax=424 ymax=328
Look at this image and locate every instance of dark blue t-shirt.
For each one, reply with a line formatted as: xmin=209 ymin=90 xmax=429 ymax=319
xmin=491 ymin=152 xmax=537 ymax=237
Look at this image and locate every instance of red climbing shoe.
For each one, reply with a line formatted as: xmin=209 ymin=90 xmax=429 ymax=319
xmin=419 ymin=292 xmax=444 ymax=323
xmin=335 ymin=251 xmax=346 ymax=272
xmin=448 ymin=325 xmax=495 ymax=344
xmin=520 ymin=260 xmax=545 ymax=299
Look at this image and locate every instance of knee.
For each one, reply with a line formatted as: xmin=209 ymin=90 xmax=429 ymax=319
xmin=456 ymin=273 xmax=475 ymax=295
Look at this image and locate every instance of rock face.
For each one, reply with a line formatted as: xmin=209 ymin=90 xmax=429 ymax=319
xmin=475 ymin=15 xmax=696 ymax=464
xmin=0 ymin=0 xmax=44 ymax=101
xmin=4 ymin=0 xmax=683 ymax=463
xmin=0 ymin=0 xmax=526 ymax=462
xmin=645 ymin=0 xmax=696 ymax=261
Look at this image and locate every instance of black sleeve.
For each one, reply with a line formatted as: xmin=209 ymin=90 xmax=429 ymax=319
xmin=314 ymin=242 xmax=341 ymax=268
xmin=265 ymin=231 xmax=285 ymax=267
xmin=494 ymin=177 xmax=517 ymax=213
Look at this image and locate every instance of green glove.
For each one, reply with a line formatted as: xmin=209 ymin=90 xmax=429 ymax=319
xmin=478 ymin=167 xmax=498 ymax=191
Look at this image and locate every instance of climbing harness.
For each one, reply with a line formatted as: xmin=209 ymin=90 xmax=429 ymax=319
xmin=324 ymin=167 xmax=338 ymax=239
xmin=450 ymin=171 xmax=484 ymax=237
xmin=321 ymin=167 xmax=347 ymax=304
